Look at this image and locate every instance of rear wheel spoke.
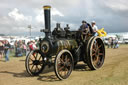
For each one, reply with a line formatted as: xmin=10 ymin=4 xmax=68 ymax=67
xmin=92 ymin=48 xmax=96 ymax=52
xmin=98 ymin=44 xmax=102 ymax=49
xmin=99 ymin=53 xmax=103 ymax=55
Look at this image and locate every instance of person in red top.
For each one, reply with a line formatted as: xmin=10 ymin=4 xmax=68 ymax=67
xmin=29 ymin=40 xmax=37 ymax=51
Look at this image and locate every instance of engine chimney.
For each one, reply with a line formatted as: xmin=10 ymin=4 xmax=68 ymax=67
xmin=43 ymin=5 xmax=51 ymax=38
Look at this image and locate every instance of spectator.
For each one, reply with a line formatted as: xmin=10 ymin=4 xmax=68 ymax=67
xmin=22 ymin=42 xmax=27 ymax=56
xmin=29 ymin=40 xmax=37 ymax=51
xmin=16 ymin=40 xmax=23 ymax=57
xmin=111 ymin=38 xmax=114 ymax=48
xmin=4 ymin=40 xmax=10 ymax=61
xmin=32 ymin=40 xmax=37 ymax=50
xmin=107 ymin=37 xmax=112 ymax=48
xmin=114 ymin=38 xmax=119 ymax=49
xmin=14 ymin=40 xmax=18 ymax=56
xmin=29 ymin=41 xmax=34 ymax=51
xmin=0 ymin=41 xmax=4 ymax=59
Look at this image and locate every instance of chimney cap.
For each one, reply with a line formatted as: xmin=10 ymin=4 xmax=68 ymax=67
xmin=43 ymin=5 xmax=51 ymax=9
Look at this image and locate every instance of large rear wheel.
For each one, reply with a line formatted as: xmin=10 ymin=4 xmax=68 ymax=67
xmin=86 ymin=36 xmax=105 ymax=70
xmin=83 ymin=36 xmax=95 ymax=63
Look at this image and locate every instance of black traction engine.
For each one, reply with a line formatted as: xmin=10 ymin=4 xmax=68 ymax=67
xmin=25 ymin=5 xmax=105 ymax=80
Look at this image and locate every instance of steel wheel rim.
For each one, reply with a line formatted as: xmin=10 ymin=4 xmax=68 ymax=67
xmin=55 ymin=50 xmax=73 ymax=80
xmin=28 ymin=51 xmax=44 ymax=75
xmin=91 ymin=37 xmax=105 ymax=68
xmin=57 ymin=52 xmax=72 ymax=79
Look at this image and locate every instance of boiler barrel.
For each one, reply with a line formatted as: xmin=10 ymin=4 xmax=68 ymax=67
xmin=54 ymin=39 xmax=78 ymax=54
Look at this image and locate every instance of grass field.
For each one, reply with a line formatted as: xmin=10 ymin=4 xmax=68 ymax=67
xmin=0 ymin=45 xmax=128 ymax=85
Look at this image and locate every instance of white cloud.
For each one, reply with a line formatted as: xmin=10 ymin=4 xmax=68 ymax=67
xmin=109 ymin=3 xmax=128 ymax=11
xmin=104 ymin=0 xmax=128 ymax=11
xmin=52 ymin=8 xmax=64 ymax=17
xmin=0 ymin=0 xmax=128 ymax=35
xmin=35 ymin=9 xmax=44 ymax=23
xmin=8 ymin=8 xmax=26 ymax=21
xmin=8 ymin=8 xmax=32 ymax=22
xmin=35 ymin=7 xmax=64 ymax=23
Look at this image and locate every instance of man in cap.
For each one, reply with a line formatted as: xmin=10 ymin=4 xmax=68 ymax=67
xmin=79 ymin=20 xmax=89 ymax=34
xmin=91 ymin=21 xmax=98 ymax=36
xmin=78 ymin=20 xmax=89 ymax=41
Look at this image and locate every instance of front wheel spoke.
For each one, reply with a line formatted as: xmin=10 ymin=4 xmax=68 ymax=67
xmin=36 ymin=65 xmax=39 ymax=72
xmin=35 ymin=53 xmax=38 ymax=60
xmin=33 ymin=53 xmax=36 ymax=60
xmin=59 ymin=66 xmax=64 ymax=71
xmin=67 ymin=58 xmax=70 ymax=62
xmin=64 ymin=68 xmax=68 ymax=76
xmin=39 ymin=64 xmax=43 ymax=67
xmin=38 ymin=56 xmax=42 ymax=61
xmin=62 ymin=55 xmax=64 ymax=60
xmin=29 ymin=58 xmax=34 ymax=61
xmin=58 ymin=63 xmax=61 ymax=66
xmin=59 ymin=70 xmax=63 ymax=76
xmin=93 ymin=56 xmax=97 ymax=62
xmin=29 ymin=63 xmax=33 ymax=65
xmin=31 ymin=65 xmax=35 ymax=71
xmin=60 ymin=58 xmax=64 ymax=64
xmin=67 ymin=63 xmax=72 ymax=68
xmin=93 ymin=59 xmax=98 ymax=65
xmin=34 ymin=67 xmax=37 ymax=73
xmin=94 ymin=56 xmax=99 ymax=64
xmin=65 ymin=55 xmax=68 ymax=63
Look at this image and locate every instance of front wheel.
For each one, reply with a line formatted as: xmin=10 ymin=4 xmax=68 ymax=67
xmin=25 ymin=50 xmax=45 ymax=76
xmin=54 ymin=50 xmax=74 ymax=80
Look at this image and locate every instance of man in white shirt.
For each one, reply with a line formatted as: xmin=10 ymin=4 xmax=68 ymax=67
xmin=91 ymin=21 xmax=98 ymax=36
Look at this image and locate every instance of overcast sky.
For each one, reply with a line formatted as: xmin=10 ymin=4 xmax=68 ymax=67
xmin=0 ymin=0 xmax=128 ymax=36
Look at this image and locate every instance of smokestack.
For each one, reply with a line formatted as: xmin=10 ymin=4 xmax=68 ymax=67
xmin=43 ymin=5 xmax=51 ymax=38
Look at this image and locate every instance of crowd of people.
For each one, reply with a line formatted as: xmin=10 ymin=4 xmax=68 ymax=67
xmin=107 ymin=37 xmax=119 ymax=49
xmin=0 ymin=40 xmax=38 ymax=62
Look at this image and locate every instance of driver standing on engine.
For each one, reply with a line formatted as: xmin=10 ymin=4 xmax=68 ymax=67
xmin=79 ymin=20 xmax=89 ymax=41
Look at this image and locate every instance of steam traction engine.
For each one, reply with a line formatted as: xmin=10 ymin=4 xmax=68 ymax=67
xmin=25 ymin=6 xmax=105 ymax=80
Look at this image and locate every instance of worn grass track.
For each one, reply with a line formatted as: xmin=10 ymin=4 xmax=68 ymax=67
xmin=0 ymin=45 xmax=128 ymax=85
